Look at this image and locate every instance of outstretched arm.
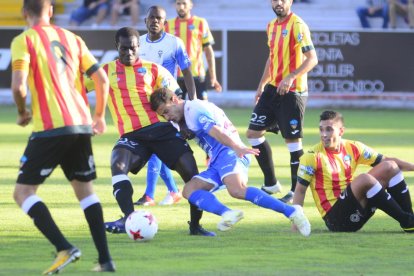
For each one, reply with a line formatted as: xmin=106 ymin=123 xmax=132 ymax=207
xmin=208 ymin=125 xmax=259 ymax=157
xmin=382 ymin=156 xmax=414 ymax=171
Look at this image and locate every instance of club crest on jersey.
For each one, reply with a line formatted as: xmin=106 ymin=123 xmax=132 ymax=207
xmin=158 ymin=50 xmax=163 ymax=58
xmin=282 ymin=29 xmax=288 ymax=37
xmin=137 ymin=67 xmax=147 ymax=75
xmin=189 ymin=24 xmax=195 ymax=30
xmin=161 ymin=78 xmax=170 ymax=87
xmin=343 ymin=154 xmax=351 ymax=165
xmin=290 ymin=119 xmax=298 ymax=129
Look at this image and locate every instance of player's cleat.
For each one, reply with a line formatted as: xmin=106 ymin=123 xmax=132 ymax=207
xmin=105 ymin=217 xmax=126 ymax=234
xmin=279 ymin=191 xmax=294 ymax=203
xmin=158 ymin=191 xmax=182 ymax=205
xmin=134 ymin=194 xmax=155 ymax=206
xmin=43 ymin=247 xmax=81 ymax=275
xmin=91 ymin=260 xmax=116 ymax=272
xmin=289 ymin=205 xmax=311 ymax=237
xmin=401 ymin=214 xmax=414 ymax=233
xmin=261 ymin=181 xmax=283 ymax=194
xmin=188 ymin=221 xmax=216 ymax=237
xmin=217 ymin=210 xmax=244 ymax=231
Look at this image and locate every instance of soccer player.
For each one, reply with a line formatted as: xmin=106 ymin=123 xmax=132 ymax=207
xmin=246 ymin=0 xmax=318 ymax=203
xmin=166 ymin=0 xmax=222 ymax=101
xmin=150 ymin=88 xmax=311 ymax=237
xmin=11 ymin=0 xmax=114 ymax=273
xmin=135 ymin=5 xmax=196 ymax=206
xmin=292 ymin=110 xmax=414 ymax=233
xmin=103 ymin=27 xmax=215 ymax=236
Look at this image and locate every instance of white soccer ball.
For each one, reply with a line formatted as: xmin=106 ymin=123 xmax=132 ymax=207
xmin=125 ymin=210 xmax=158 ymax=241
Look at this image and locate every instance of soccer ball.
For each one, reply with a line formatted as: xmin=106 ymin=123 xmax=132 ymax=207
xmin=125 ymin=210 xmax=158 ymax=241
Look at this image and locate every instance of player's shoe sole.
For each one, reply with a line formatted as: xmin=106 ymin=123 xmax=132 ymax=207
xmin=261 ymin=181 xmax=282 ymax=194
xmin=217 ymin=210 xmax=244 ymax=231
xmin=279 ymin=191 xmax=294 ymax=203
xmin=43 ymin=247 xmax=81 ymax=275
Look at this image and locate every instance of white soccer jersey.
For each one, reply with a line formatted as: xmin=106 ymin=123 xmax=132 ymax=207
xmin=139 ymin=32 xmax=191 ymax=77
xmin=184 ymin=100 xmax=244 ymax=164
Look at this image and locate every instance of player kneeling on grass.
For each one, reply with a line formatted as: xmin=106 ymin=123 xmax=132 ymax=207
xmin=150 ymin=88 xmax=311 ymax=236
xmin=292 ymin=110 xmax=414 ymax=233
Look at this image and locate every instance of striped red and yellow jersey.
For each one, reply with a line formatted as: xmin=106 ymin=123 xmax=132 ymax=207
xmin=297 ymin=139 xmax=382 ymax=217
xmin=11 ymin=25 xmax=97 ymax=134
xmin=165 ymin=16 xmax=214 ymax=79
xmin=266 ymin=13 xmax=314 ymax=93
xmin=103 ymin=59 xmax=180 ymax=136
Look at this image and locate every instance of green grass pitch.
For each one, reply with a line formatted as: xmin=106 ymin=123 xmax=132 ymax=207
xmin=0 ymin=105 xmax=413 ymax=275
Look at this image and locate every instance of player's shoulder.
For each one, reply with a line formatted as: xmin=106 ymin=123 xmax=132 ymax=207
xmin=291 ymin=13 xmax=310 ymax=27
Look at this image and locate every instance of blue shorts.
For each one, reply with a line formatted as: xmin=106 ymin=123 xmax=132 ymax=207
xmin=70 ymin=3 xmax=109 ymax=24
xmin=194 ymin=148 xmax=250 ymax=192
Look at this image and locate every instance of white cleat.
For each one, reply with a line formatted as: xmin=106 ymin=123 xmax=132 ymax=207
xmin=261 ymin=181 xmax=283 ymax=194
xmin=289 ymin=205 xmax=311 ymax=237
xmin=217 ymin=210 xmax=244 ymax=231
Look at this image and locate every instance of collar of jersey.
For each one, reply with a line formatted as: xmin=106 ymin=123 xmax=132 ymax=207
xmin=146 ymin=32 xmax=166 ymax=43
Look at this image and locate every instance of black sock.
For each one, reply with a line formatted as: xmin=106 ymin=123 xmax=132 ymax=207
xmin=253 ymin=140 xmax=277 ymax=186
xmin=113 ymin=180 xmax=134 ymax=217
xmin=84 ymin=203 xmax=111 ymax=264
xmin=290 ymin=149 xmax=303 ymax=192
xmin=189 ymin=202 xmax=202 ymax=226
xmin=388 ymin=181 xmax=413 ymax=214
xmin=27 ymin=201 xmax=72 ymax=252
xmin=368 ymin=188 xmax=410 ymax=224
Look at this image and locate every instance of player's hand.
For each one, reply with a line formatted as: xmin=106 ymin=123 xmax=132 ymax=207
xmin=254 ymin=88 xmax=263 ymax=104
xmin=277 ymin=74 xmax=295 ymax=95
xmin=210 ymin=79 xmax=222 ymax=93
xmin=235 ymin=146 xmax=260 ymax=158
xmin=92 ymin=115 xmax=107 ymax=135
xmin=17 ymin=110 xmax=32 ymax=127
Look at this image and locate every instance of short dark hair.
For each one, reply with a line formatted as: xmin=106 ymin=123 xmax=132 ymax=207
xmin=115 ymin=27 xmax=140 ymax=44
xmin=146 ymin=5 xmax=166 ymax=17
xmin=320 ymin=110 xmax=344 ymax=125
xmin=150 ymin=88 xmax=175 ymax=111
xmin=23 ymin=0 xmax=51 ymax=17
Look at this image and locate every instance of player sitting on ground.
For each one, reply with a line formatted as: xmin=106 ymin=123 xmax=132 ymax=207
xmin=292 ymin=110 xmax=414 ymax=233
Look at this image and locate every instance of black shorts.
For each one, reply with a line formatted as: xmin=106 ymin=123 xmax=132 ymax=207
xmin=248 ymin=84 xmax=307 ymax=139
xmin=113 ymin=123 xmax=193 ymax=174
xmin=323 ymin=185 xmax=375 ymax=232
xmin=177 ymin=77 xmax=207 ymax=100
xmin=17 ymin=134 xmax=96 ymax=185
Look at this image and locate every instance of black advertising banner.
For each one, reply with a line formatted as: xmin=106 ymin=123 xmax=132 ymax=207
xmin=228 ymin=30 xmax=414 ymax=92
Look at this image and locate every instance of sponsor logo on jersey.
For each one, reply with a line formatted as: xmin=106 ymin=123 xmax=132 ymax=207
xmin=363 ymin=148 xmax=372 ymax=159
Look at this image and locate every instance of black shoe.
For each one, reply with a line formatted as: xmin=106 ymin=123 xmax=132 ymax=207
xmin=401 ymin=214 xmax=414 ymax=233
xmin=105 ymin=217 xmax=126 ymax=234
xmin=134 ymin=194 xmax=155 ymax=206
xmin=188 ymin=221 xmax=216 ymax=237
xmin=92 ymin=260 xmax=116 ymax=272
xmin=279 ymin=191 xmax=294 ymax=203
